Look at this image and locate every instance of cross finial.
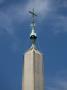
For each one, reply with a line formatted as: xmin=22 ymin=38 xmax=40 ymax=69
xmin=29 ymin=9 xmax=37 ymax=48
xmin=29 ymin=8 xmax=37 ymax=24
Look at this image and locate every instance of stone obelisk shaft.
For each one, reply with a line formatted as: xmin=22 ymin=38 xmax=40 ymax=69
xmin=22 ymin=48 xmax=44 ymax=90
xmin=22 ymin=9 xmax=44 ymax=90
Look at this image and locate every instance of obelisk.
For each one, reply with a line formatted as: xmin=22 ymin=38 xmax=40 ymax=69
xmin=22 ymin=9 xmax=44 ymax=90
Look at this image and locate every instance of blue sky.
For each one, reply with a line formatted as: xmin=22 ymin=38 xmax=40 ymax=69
xmin=0 ymin=0 xmax=67 ymax=90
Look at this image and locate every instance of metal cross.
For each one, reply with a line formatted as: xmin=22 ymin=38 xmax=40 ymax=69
xmin=29 ymin=8 xmax=37 ymax=24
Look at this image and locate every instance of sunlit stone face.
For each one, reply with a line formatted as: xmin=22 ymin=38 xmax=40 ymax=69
xmin=22 ymin=48 xmax=44 ymax=90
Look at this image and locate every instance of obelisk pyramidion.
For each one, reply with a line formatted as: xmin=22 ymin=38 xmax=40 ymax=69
xmin=22 ymin=9 xmax=44 ymax=90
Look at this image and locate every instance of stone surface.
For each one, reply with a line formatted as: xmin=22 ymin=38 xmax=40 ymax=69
xmin=22 ymin=48 xmax=44 ymax=90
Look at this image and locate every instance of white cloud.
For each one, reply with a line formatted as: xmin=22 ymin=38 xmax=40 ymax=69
xmin=0 ymin=0 xmax=67 ymax=37
xmin=0 ymin=0 xmax=50 ymax=35
xmin=21 ymin=0 xmax=67 ymax=33
xmin=6 ymin=0 xmax=50 ymax=22
xmin=25 ymin=0 xmax=49 ymax=16
xmin=0 ymin=0 xmax=67 ymax=52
